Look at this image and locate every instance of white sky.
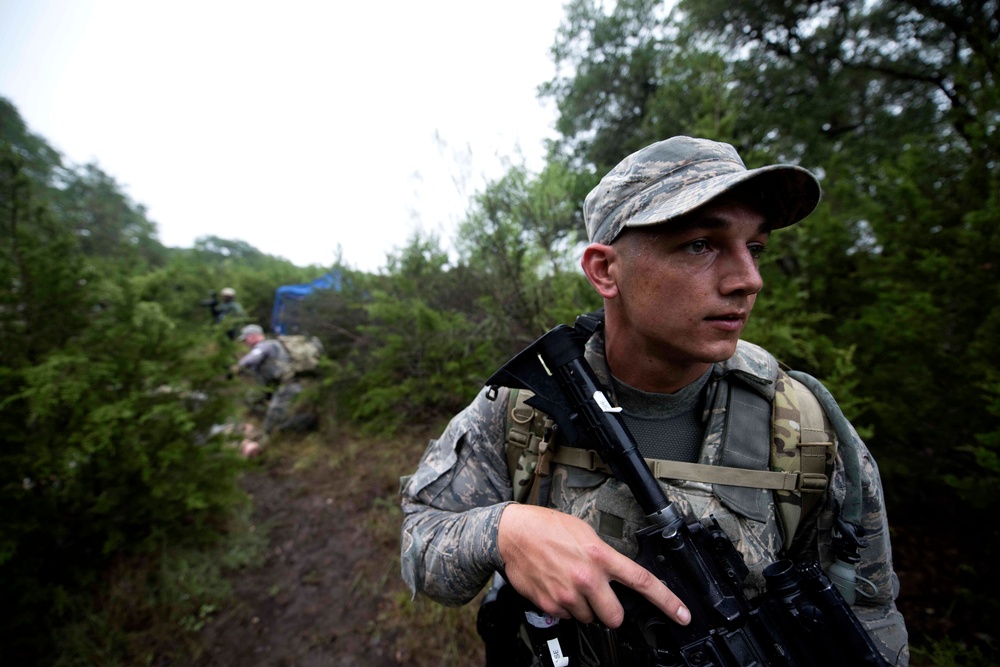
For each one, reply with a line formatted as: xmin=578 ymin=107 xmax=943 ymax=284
xmin=0 ymin=0 xmax=566 ymax=272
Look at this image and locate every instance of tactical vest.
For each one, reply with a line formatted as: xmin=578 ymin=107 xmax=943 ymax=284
xmin=503 ymin=367 xmax=835 ymax=552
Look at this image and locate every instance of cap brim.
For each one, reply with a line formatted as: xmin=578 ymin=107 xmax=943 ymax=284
xmin=624 ymin=164 xmax=821 ymax=232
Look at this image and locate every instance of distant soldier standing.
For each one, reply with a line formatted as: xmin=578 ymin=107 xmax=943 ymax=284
xmin=202 ymin=287 xmax=247 ymax=339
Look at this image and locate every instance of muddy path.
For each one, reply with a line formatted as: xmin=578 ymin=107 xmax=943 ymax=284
xmin=193 ymin=462 xmax=402 ymax=666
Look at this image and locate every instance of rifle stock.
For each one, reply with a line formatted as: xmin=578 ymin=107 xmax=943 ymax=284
xmin=485 ymin=316 xmax=890 ymax=667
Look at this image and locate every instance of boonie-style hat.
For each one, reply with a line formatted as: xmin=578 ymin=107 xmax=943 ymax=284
xmin=238 ymin=324 xmax=264 ymax=341
xmin=583 ymin=136 xmax=822 ymax=244
xmin=220 ymin=287 xmax=237 ymax=297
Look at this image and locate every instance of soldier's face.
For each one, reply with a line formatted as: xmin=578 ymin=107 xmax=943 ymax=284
xmin=610 ymin=197 xmax=769 ymax=373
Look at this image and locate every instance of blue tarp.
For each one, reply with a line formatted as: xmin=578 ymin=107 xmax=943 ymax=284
xmin=271 ymin=271 xmax=342 ymax=334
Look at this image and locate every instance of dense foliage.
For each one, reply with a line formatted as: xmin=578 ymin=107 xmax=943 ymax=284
xmin=539 ymin=0 xmax=1000 ymax=511
xmin=0 ymin=99 xmax=325 ymax=663
xmin=2 ymin=1 xmax=997 ymax=662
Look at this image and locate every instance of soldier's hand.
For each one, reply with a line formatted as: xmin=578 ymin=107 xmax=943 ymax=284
xmin=498 ymin=503 xmax=690 ymax=629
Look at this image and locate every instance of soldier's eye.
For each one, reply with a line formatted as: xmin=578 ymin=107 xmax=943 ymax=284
xmin=685 ymin=240 xmax=710 ymax=254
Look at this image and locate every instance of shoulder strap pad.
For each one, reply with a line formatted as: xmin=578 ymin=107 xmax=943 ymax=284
xmin=772 ymin=370 xmax=837 ymax=550
xmin=505 ymin=389 xmax=554 ymax=504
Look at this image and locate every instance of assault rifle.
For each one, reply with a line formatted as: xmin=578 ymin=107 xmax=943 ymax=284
xmin=485 ymin=314 xmax=890 ymax=667
xmin=200 ymin=291 xmax=221 ymax=322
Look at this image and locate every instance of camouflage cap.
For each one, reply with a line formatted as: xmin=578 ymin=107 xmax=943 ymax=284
xmin=238 ymin=324 xmax=264 ymax=341
xmin=583 ymin=136 xmax=821 ymax=244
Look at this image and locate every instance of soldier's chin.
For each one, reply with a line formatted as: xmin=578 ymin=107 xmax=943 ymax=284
xmin=702 ymin=340 xmax=741 ymax=364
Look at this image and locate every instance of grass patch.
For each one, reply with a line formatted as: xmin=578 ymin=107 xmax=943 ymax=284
xmin=910 ymin=638 xmax=998 ymax=666
xmin=272 ymin=424 xmax=486 ymax=664
xmin=51 ymin=498 xmax=267 ymax=667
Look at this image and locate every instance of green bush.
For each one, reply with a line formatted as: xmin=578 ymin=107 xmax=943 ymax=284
xmin=0 ymin=279 xmax=247 ymax=662
xmin=339 ymin=290 xmax=498 ymax=434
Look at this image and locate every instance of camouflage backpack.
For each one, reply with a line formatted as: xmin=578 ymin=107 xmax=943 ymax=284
xmin=503 ymin=369 xmax=836 ymax=551
xmin=276 ymin=335 xmax=325 ymax=377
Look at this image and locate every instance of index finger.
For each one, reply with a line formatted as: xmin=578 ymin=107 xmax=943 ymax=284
xmin=610 ymin=556 xmax=691 ymax=626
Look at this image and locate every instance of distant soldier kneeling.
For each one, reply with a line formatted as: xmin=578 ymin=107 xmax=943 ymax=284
xmin=233 ymin=324 xmax=320 ymax=454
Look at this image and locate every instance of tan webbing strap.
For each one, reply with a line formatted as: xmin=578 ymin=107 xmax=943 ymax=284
xmin=650 ymin=460 xmax=800 ymax=490
xmin=506 ymin=389 xmax=548 ymax=504
xmin=549 ymin=446 xmax=602 ymax=471
xmin=506 ymin=389 xmax=558 ymax=505
xmin=789 ymin=375 xmax=837 ymax=516
xmin=527 ymin=431 xmax=557 ymax=506
xmin=505 ymin=389 xmax=533 ymax=477
xmin=551 ymin=447 xmax=820 ymax=492
xmin=771 ymin=371 xmax=837 ymax=549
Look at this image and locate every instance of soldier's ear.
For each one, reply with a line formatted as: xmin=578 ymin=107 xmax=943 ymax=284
xmin=581 ymin=243 xmax=620 ymax=299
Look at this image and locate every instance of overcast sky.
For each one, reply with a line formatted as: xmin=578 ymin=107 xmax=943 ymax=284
xmin=0 ymin=0 xmax=566 ymax=272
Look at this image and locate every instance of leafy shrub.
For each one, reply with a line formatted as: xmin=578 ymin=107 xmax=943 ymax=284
xmin=338 ymin=291 xmax=498 ymax=434
xmin=0 ymin=275 xmax=247 ymax=662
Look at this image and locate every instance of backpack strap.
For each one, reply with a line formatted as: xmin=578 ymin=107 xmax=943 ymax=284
xmin=772 ymin=370 xmax=837 ymax=550
xmin=504 ymin=389 xmax=556 ymax=505
xmin=714 ymin=381 xmax=775 ymax=523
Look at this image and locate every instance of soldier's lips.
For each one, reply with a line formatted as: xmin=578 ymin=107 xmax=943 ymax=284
xmin=705 ymin=313 xmax=746 ymax=331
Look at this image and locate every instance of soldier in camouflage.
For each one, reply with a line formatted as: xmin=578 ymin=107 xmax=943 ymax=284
xmin=400 ymin=136 xmax=909 ymax=664
xmin=236 ymin=324 xmax=304 ymax=435
xmin=204 ymin=287 xmax=247 ymax=339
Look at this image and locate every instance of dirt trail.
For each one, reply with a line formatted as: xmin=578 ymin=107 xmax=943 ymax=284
xmin=193 ymin=463 xmax=401 ymax=667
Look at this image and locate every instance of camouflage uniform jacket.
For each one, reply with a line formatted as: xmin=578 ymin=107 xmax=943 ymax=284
xmin=400 ymin=332 xmax=909 ymax=665
xmin=213 ymin=299 xmax=246 ymax=324
xmin=238 ymin=339 xmax=293 ymax=387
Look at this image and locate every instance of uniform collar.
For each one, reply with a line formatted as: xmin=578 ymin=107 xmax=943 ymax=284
xmin=714 ymin=340 xmax=779 ymax=400
xmin=586 ymin=331 xmax=779 ymax=401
